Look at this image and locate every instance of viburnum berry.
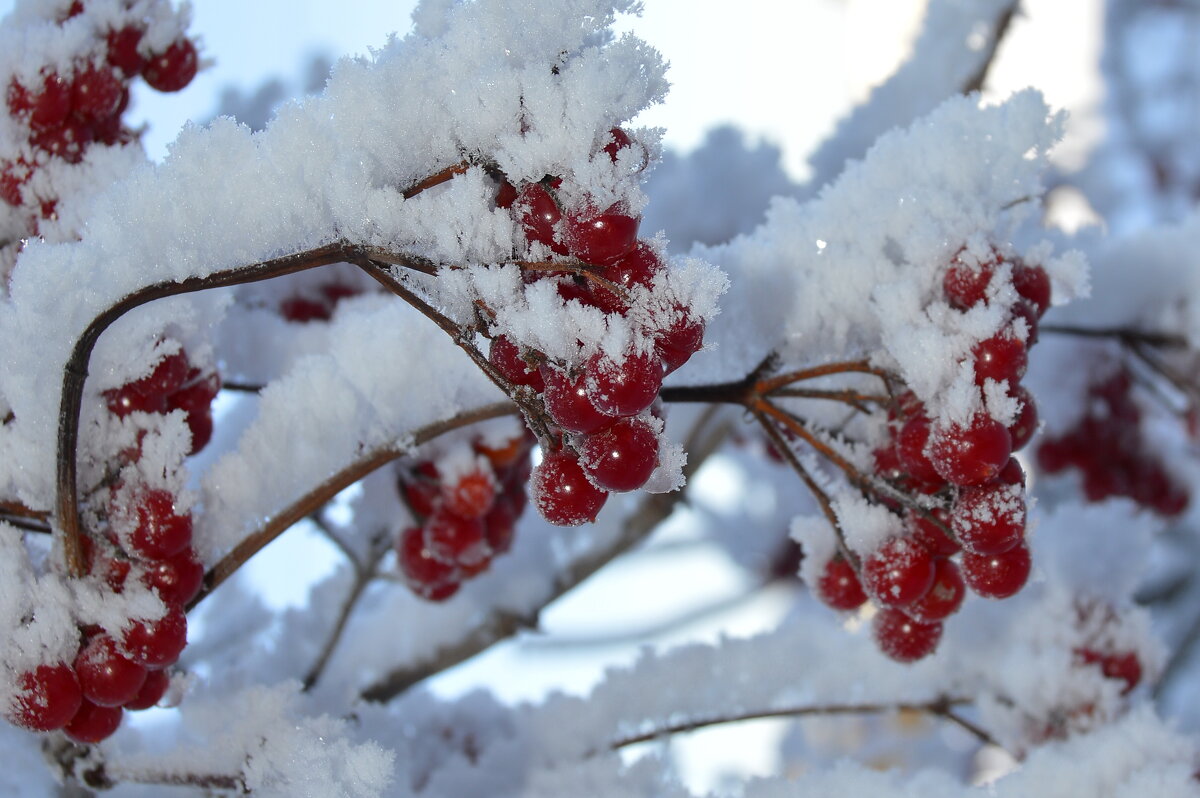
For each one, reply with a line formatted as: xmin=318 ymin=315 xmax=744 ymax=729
xmin=397 ymin=525 xmax=460 ymax=601
xmin=951 ymin=481 xmax=1025 ymax=555
xmin=121 ymin=604 xmax=188 ymax=669
xmin=815 ymin=555 xmax=867 ymax=611
xmin=1076 ymin=648 xmax=1142 ymax=695
xmin=484 ymin=495 xmax=518 ymax=555
xmin=107 ymin=26 xmax=146 ymax=75
xmin=860 ymin=536 xmax=936 ymax=608
xmin=564 ymin=203 xmax=640 ymax=266
xmin=531 ymin=449 xmax=607 ymax=526
xmin=577 ymin=415 xmax=659 ymax=492
xmin=443 ymin=469 xmax=497 ymax=519
xmin=7 ymin=663 xmax=82 ymax=731
xmin=972 ymin=330 xmax=1028 ymax=386
xmin=589 ymin=241 xmax=662 ymax=313
xmin=904 ymin=557 xmax=965 ymax=623
xmin=106 ymin=349 xmax=190 ymax=417
xmin=906 ymin=506 xmax=959 ymax=557
xmin=123 ymin=668 xmax=169 ymax=711
xmin=584 ymin=350 xmax=662 ymax=418
xmin=489 ymin=335 xmax=544 ymax=390
xmin=142 ymin=39 xmax=198 ymax=92
xmin=540 ymin=367 xmax=616 ymax=434
xmin=656 ymin=314 xmax=705 ymax=375
xmin=518 ymin=182 xmax=568 ymax=255
xmin=873 ymin=608 xmax=942 ymax=663
xmin=961 ymin=542 xmax=1031 ymax=599
xmin=602 ymin=126 xmax=632 ymax=162
xmin=1013 ymin=263 xmax=1052 ymax=317
xmin=896 ymin=414 xmax=944 ymax=489
xmin=165 ymin=369 xmax=221 ymax=455
xmin=71 ymin=65 xmax=123 ymax=122
xmin=64 ymin=698 xmax=123 ymax=744
xmin=127 ymin=489 xmax=192 ymax=561
xmin=424 ymin=507 xmax=488 ymax=567
xmin=74 ymin=634 xmax=147 ymax=708
xmin=928 ymin=414 xmax=1011 ymax=486
xmin=943 ymin=256 xmax=994 ymax=310
xmin=141 ymin=547 xmax=204 ymax=606
xmin=1008 ymin=386 xmax=1038 ymax=452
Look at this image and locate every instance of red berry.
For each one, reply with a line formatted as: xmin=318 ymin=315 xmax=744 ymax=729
xmin=121 ymin=605 xmax=188 ymax=669
xmin=590 ymin=241 xmax=663 ymax=313
xmin=495 ymin=179 xmax=518 ymax=209
xmin=1101 ymin=652 xmax=1143 ymax=695
xmin=127 ymin=490 xmax=192 ymax=561
xmin=8 ymin=663 xmax=82 ymax=731
xmin=961 ymin=542 xmax=1031 ymax=598
xmin=25 ymin=73 xmax=72 ymax=131
xmin=143 ymin=39 xmax=198 ymax=92
xmin=951 ymin=482 xmax=1025 ymax=555
xmin=517 ymin=183 xmax=567 ymax=255
xmin=943 ymin=257 xmax=994 ymax=309
xmin=280 ymin=296 xmax=331 ymax=322
xmin=483 ymin=494 xmax=517 ymax=555
xmin=141 ymin=547 xmax=204 ymax=606
xmin=541 ymin=367 xmax=616 ymax=434
xmin=906 ymin=507 xmax=959 ymax=557
xmin=972 ymin=331 xmax=1027 ymax=386
xmin=489 ymin=336 xmax=544 ymax=390
xmin=107 ymin=27 xmax=146 ymax=76
xmin=584 ymin=350 xmax=662 ymax=418
xmin=74 ymin=635 xmax=147 ymax=708
xmin=656 ymin=314 xmax=705 ymax=375
xmin=896 ymin=415 xmax=944 ymax=487
xmin=602 ymin=127 xmax=633 ymax=162
xmin=443 ymin=470 xmax=496 ymax=519
xmin=424 ymin=508 xmax=488 ymax=567
xmin=64 ymin=699 xmax=123 ymax=744
xmin=166 ymin=369 xmax=220 ymax=454
xmin=397 ymin=525 xmax=460 ymax=597
xmin=123 ymin=668 xmax=169 ymax=711
xmin=1008 ymin=386 xmax=1038 ymax=451
xmin=31 ymin=120 xmax=92 ymax=163
xmin=577 ymin=416 xmax=659 ymax=492
xmin=904 ymin=557 xmax=965 ymax=623
xmin=815 ymin=556 xmax=867 ymax=611
xmin=1013 ymin=263 xmax=1051 ymax=317
xmin=861 ymin=536 xmax=936 ymax=608
xmin=0 ymin=158 xmax=32 ymax=206
xmin=531 ymin=449 xmax=608 ymax=526
xmin=1011 ymin=300 xmax=1040 ymax=345
xmin=106 ymin=349 xmax=190 ymax=418
xmin=564 ymin=204 xmax=640 ymax=266
xmin=71 ymin=65 xmax=123 ymax=122
xmin=928 ymin=414 xmax=1011 ymax=486
xmin=873 ymin=608 xmax=942 ymax=663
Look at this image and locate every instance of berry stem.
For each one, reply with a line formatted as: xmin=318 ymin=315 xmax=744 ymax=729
xmin=401 ymin=159 xmax=472 ymax=199
xmin=1040 ymin=323 xmax=1187 ymax=349
xmin=756 ymin=359 xmax=890 ymax=395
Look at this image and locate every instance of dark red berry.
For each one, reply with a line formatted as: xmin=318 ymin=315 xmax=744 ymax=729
xmin=943 ymin=257 xmax=994 ymax=309
xmin=815 ymin=556 xmax=867 ymax=611
xmin=1013 ymin=263 xmax=1051 ymax=317
xmin=907 ymin=506 xmax=959 ymax=557
xmin=489 ymin=336 xmax=544 ymax=390
xmin=71 ymin=65 xmax=123 ymax=122
xmin=107 ymin=26 xmax=146 ymax=75
xmin=962 ymin=542 xmax=1031 ymax=598
xmin=8 ymin=663 xmax=82 ymax=731
xmin=952 ymin=482 xmax=1025 ymax=555
xmin=590 ymin=241 xmax=663 ymax=313
xmin=896 ymin=414 xmax=943 ymax=487
xmin=873 ymin=608 xmax=942 ymax=663
xmin=584 ymin=350 xmax=662 ymax=418
xmin=123 ymin=668 xmax=169 ymax=711
xmin=531 ymin=449 xmax=608 ymax=526
xmin=74 ymin=635 xmax=147 ymax=708
xmin=64 ymin=699 xmax=123 ymax=744
xmin=121 ymin=605 xmax=188 ymax=669
xmin=928 ymin=414 xmax=1011 ymax=486
xmin=602 ymin=127 xmax=632 ymax=162
xmin=564 ymin=204 xmax=640 ymax=266
xmin=656 ymin=314 xmax=705 ymax=375
xmin=280 ymin=296 xmax=331 ymax=322
xmin=141 ymin=547 xmax=204 ymax=606
xmin=143 ymin=39 xmax=198 ymax=92
xmin=483 ymin=494 xmax=517 ymax=555
xmin=577 ymin=416 xmax=659 ymax=492
xmin=1008 ymin=386 xmax=1038 ymax=451
xmin=424 ymin=508 xmax=488 ymax=567
xmin=541 ymin=367 xmax=616 ymax=434
xmin=517 ymin=183 xmax=567 ymax=255
xmin=127 ymin=490 xmax=192 ymax=561
xmin=397 ymin=525 xmax=460 ymax=600
xmin=904 ymin=557 xmax=965 ymax=623
xmin=25 ymin=73 xmax=72 ymax=131
xmin=861 ymin=536 xmax=936 ymax=608
xmin=972 ymin=331 xmax=1027 ymax=386
xmin=106 ymin=349 xmax=190 ymax=418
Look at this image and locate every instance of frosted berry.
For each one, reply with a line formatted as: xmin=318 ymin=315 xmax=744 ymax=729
xmin=141 ymin=547 xmax=204 ymax=606
xmin=489 ymin=336 xmax=544 ymax=390
xmin=123 ymin=668 xmax=169 ymax=711
xmin=928 ymin=414 xmax=1011 ymax=486
xmin=107 ymin=26 xmax=146 ymax=75
xmin=121 ymin=605 xmax=188 ymax=669
xmin=128 ymin=490 xmax=192 ymax=561
xmin=541 ymin=367 xmax=616 ymax=434
xmin=584 ymin=350 xmax=662 ymax=418
xmin=74 ymin=635 xmax=146 ymax=708
xmin=564 ymin=203 xmax=640 ymax=266
xmin=962 ymin=542 xmax=1031 ymax=599
xmin=943 ymin=257 xmax=994 ymax=309
xmin=425 ymin=508 xmax=488 ymax=567
xmin=106 ymin=349 xmax=190 ymax=417
xmin=896 ymin=415 xmax=944 ymax=488
xmin=397 ymin=525 xmax=460 ymax=601
xmin=531 ymin=449 xmax=607 ymax=526
xmin=861 ymin=536 xmax=936 ymax=608
xmin=64 ymin=699 xmax=123 ymax=744
xmin=951 ymin=482 xmax=1025 ymax=555
xmin=904 ymin=557 xmax=965 ymax=623
xmin=518 ymin=183 xmax=567 ymax=255
xmin=815 ymin=555 xmax=867 ymax=611
xmin=972 ymin=331 xmax=1027 ymax=386
xmin=602 ymin=127 xmax=632 ymax=162
xmin=577 ymin=416 xmax=659 ymax=492
xmin=1008 ymin=386 xmax=1038 ymax=451
xmin=1077 ymin=649 xmax=1142 ymax=695
xmin=590 ymin=241 xmax=663 ymax=313
xmin=906 ymin=506 xmax=959 ymax=557
xmin=656 ymin=314 xmax=705 ymax=375
xmin=443 ymin=469 xmax=496 ymax=519
xmin=143 ymin=39 xmax=198 ymax=92
xmin=8 ymin=663 xmax=82 ymax=731
xmin=71 ymin=65 xmax=123 ymax=121
xmin=1013 ymin=263 xmax=1051 ymax=317
xmin=873 ymin=608 xmax=942 ymax=663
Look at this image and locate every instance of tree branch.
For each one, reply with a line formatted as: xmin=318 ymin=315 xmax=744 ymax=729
xmin=960 ymin=1 xmax=1020 ymax=95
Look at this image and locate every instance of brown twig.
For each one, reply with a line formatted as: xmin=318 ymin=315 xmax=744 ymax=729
xmin=359 ymin=402 xmax=731 ymax=702
xmin=402 ymin=160 xmax=472 ymax=199
xmin=960 ymin=1 xmax=1019 ymax=95
xmin=187 ymin=401 xmax=518 ymax=610
xmin=1040 ymin=323 xmax=1188 ymax=349
xmin=603 ymin=696 xmax=988 ymax=752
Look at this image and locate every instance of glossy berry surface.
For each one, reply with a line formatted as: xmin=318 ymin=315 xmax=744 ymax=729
xmin=873 ymin=608 xmax=942 ymax=663
xmin=121 ymin=605 xmax=188 ymax=668
xmin=584 ymin=351 xmax=662 ymax=418
xmin=564 ymin=204 xmax=639 ymax=266
xmin=895 ymin=415 xmax=944 ymax=487
xmin=815 ymin=556 xmax=867 ymax=611
xmin=1008 ymin=386 xmax=1038 ymax=451
xmin=1013 ymin=263 xmax=1052 ymax=316
xmin=141 ymin=547 xmax=205 ymax=606
xmin=8 ymin=663 xmax=82 ymax=731
xmin=906 ymin=507 xmax=959 ymax=557
xmin=943 ymin=258 xmax=994 ymax=309
xmin=142 ymin=39 xmax=198 ymax=92
xmin=74 ymin=634 xmax=147 ymax=708
xmin=489 ymin=336 xmax=543 ymax=389
xmin=128 ymin=490 xmax=192 ymax=561
xmin=397 ymin=525 xmax=460 ymax=601
xmin=952 ymin=482 xmax=1025 ymax=555
xmin=904 ymin=558 xmax=965 ymax=623
xmin=961 ymin=542 xmax=1031 ymax=599
xmin=518 ymin=183 xmax=567 ymax=255
xmin=577 ymin=416 xmax=658 ymax=492
xmin=861 ymin=536 xmax=936 ymax=608
xmin=929 ymin=414 xmax=1011 ymax=486
xmin=64 ymin=699 xmax=123 ymax=744
xmin=424 ymin=508 xmax=488 ymax=567
xmin=656 ymin=314 xmax=705 ymax=374
xmin=123 ymin=668 xmax=170 ymax=711
xmin=541 ymin=367 xmax=616 ymax=434
xmin=531 ymin=450 xmax=607 ymax=526
xmin=972 ymin=331 xmax=1027 ymax=386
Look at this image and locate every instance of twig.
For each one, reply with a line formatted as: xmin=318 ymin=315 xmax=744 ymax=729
xmin=359 ymin=402 xmax=732 ymax=702
xmin=187 ymin=401 xmax=518 ymax=610
xmin=1040 ymin=324 xmax=1187 ymax=349
xmin=960 ymin=1 xmax=1019 ymax=94
xmin=602 ymin=696 xmax=983 ymax=752
xmin=756 ymin=359 xmax=888 ymax=396
xmin=402 ymin=160 xmax=471 ymax=199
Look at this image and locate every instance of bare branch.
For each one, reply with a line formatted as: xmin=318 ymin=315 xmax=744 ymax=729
xmin=960 ymin=1 xmax=1020 ymax=95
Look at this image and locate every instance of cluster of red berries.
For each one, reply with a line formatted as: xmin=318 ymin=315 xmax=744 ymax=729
xmin=104 ymin=345 xmax=221 ymax=456
xmin=279 ymin=281 xmax=361 ymax=324
xmin=1 ymin=1 xmax=198 ymax=222
xmin=489 ymin=129 xmax=704 ymax=526
xmin=396 ymin=433 xmax=534 ymax=601
xmin=813 ymin=250 xmax=1052 ymax=662
xmin=1037 ymin=368 xmax=1189 ymax=517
